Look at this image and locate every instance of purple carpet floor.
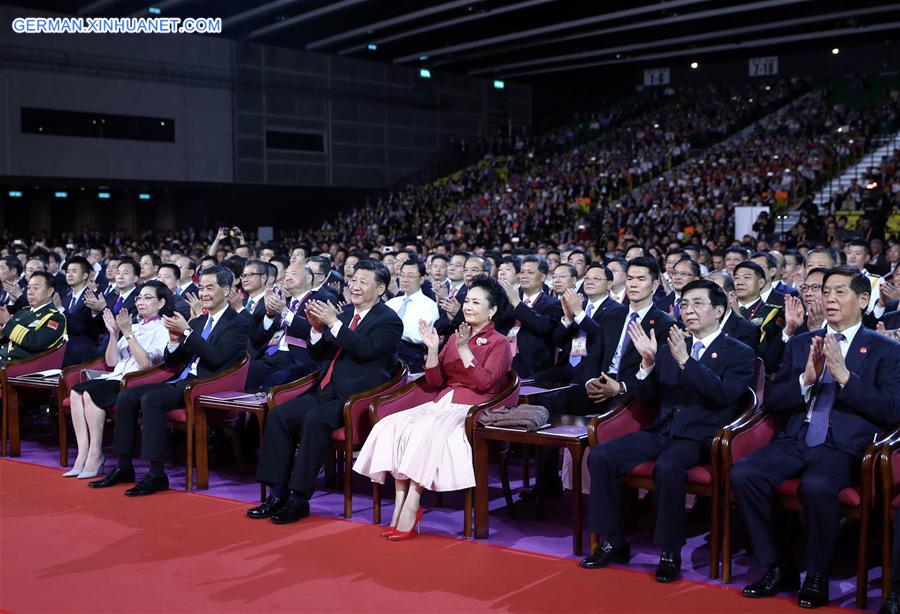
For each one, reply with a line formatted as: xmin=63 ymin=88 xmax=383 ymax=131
xmin=4 ymin=417 xmax=883 ymax=610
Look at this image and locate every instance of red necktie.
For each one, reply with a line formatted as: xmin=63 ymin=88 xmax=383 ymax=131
xmin=319 ymin=313 xmax=360 ymax=389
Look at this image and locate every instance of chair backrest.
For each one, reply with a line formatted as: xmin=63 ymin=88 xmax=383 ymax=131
xmin=751 ymin=356 xmax=765 ymax=409
xmin=58 ymin=356 xmax=108 ymax=405
xmin=589 ymin=392 xmax=654 ymax=445
xmin=1 ymin=342 xmax=68 ymax=379
xmin=464 ymin=371 xmax=521 ymax=437
xmin=269 ymin=369 xmax=320 ymax=407
xmin=120 ymin=363 xmax=183 ymax=390
xmin=369 ymin=378 xmax=440 ymax=425
xmin=343 ymin=362 xmax=409 ymax=443
xmin=185 ymin=353 xmax=251 ymax=406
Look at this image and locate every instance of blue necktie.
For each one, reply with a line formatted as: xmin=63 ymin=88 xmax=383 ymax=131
xmin=174 ymin=316 xmax=215 ymax=382
xmin=68 ymin=294 xmax=77 ymax=313
xmin=569 ymin=302 xmax=594 ymax=367
xmin=674 ymin=298 xmax=681 ymax=320
xmin=805 ymin=333 xmax=846 ymax=447
xmin=691 ymin=340 xmax=704 ymax=361
xmin=620 ymin=312 xmax=640 ymax=357
xmin=397 ymin=296 xmax=412 ymax=320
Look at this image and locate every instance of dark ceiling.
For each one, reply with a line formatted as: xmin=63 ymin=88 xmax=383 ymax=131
xmin=10 ymin=0 xmax=900 ymax=82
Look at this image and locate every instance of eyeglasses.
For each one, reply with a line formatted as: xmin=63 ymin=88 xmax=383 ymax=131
xmin=672 ymin=270 xmax=697 ymax=277
xmin=799 ymin=284 xmax=822 ymax=293
xmin=681 ymin=299 xmax=713 ymax=311
xmin=241 ymin=272 xmax=264 ymax=279
xmin=399 ymin=273 xmax=420 ymax=280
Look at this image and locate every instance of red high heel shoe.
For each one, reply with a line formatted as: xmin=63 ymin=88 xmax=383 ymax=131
xmin=380 ymin=527 xmax=397 ymax=538
xmin=387 ymin=506 xmax=424 ymax=541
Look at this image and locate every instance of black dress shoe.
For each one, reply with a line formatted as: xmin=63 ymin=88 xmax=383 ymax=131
xmin=798 ymin=571 xmax=829 ymax=609
xmin=246 ymin=495 xmax=287 ymax=519
xmin=271 ymin=497 xmax=310 ymax=524
xmin=579 ymin=540 xmax=631 ymax=569
xmin=880 ymin=591 xmax=900 ymax=614
xmin=655 ymin=551 xmax=682 ymax=583
xmin=124 ymin=473 xmax=169 ymax=497
xmin=742 ymin=564 xmax=801 ymax=598
xmin=88 ymin=467 xmax=135 ymax=488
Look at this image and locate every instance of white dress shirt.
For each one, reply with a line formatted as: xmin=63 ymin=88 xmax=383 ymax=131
xmin=608 ymin=303 xmax=653 ymax=375
xmin=98 ymin=319 xmax=169 ymax=381
xmin=386 ymin=290 xmax=439 ymax=344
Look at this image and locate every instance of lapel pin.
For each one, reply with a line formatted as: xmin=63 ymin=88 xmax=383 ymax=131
xmin=711 ymin=352 xmax=718 ymax=359
xmin=860 ymin=347 xmax=867 ymax=354
xmin=649 ymin=320 xmax=655 ymax=325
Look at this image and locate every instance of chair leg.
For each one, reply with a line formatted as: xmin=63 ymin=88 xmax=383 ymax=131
xmin=590 ymin=532 xmax=599 ymax=555
xmin=464 ymin=488 xmax=472 ymax=538
xmin=8 ymin=387 xmax=20 ymax=457
xmin=373 ymin=482 xmax=381 ymax=524
xmin=258 ymin=410 xmax=267 ymax=502
xmin=522 ymin=444 xmax=530 ymax=489
xmin=499 ymin=444 xmax=517 ymax=519
xmin=722 ymin=481 xmax=733 ymax=584
xmin=709 ymin=487 xmax=720 ymax=580
xmin=885 ymin=508 xmax=894 ymax=601
xmin=857 ymin=504 xmax=870 ymax=609
xmin=58 ymin=405 xmax=68 ymax=467
xmin=343 ymin=446 xmax=352 ymax=519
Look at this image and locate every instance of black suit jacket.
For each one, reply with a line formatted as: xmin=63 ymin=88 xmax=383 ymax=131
xmin=309 ymin=301 xmax=402 ymax=400
xmin=435 ymin=283 xmax=468 ymax=337
xmin=253 ymin=288 xmax=336 ymax=363
xmin=882 ymin=310 xmax=900 ymax=330
xmin=508 ymin=292 xmax=564 ymax=378
xmin=637 ymin=333 xmax=756 ymax=442
xmin=765 ymin=326 xmax=900 ymax=456
xmin=177 ymin=282 xmax=199 ymax=298
xmin=549 ymin=298 xmax=627 ymax=384
xmin=720 ymin=310 xmax=761 ymax=353
xmin=775 ymin=281 xmax=800 ymax=297
xmin=580 ymin=305 xmax=676 ymax=394
xmin=164 ymin=307 xmax=250 ymax=379
xmin=654 ymin=291 xmax=676 ymax=315
xmin=62 ymin=289 xmax=101 ymax=366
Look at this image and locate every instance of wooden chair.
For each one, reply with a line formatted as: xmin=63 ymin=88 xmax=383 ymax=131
xmin=57 ymin=356 xmax=109 ymax=466
xmin=879 ymin=427 xmax=900 ymax=601
xmin=720 ymin=412 xmax=888 ymax=608
xmin=368 ymin=370 xmax=520 ymax=538
xmin=193 ymin=369 xmax=321 ymax=499
xmin=328 ymin=363 xmax=409 ymax=518
xmin=1 ymin=342 xmax=68 ymax=457
xmin=163 ymin=354 xmax=251 ymax=490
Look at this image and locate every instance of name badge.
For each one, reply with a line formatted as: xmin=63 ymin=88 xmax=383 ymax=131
xmin=507 ymin=325 xmax=521 ymax=338
xmin=571 ymin=336 xmax=587 ymax=357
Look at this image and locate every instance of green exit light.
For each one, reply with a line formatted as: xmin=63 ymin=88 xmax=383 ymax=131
xmin=419 ymin=68 xmax=431 ymax=79
xmin=493 ymin=80 xmax=505 ymax=89
xmin=8 ymin=190 xmax=22 ymax=198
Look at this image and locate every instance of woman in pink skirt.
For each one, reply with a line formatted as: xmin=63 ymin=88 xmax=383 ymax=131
xmin=354 ymin=276 xmax=512 ymax=540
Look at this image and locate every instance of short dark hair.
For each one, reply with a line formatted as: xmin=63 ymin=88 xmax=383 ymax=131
xmin=354 ymin=259 xmax=391 ymax=292
xmin=200 ymin=265 xmax=234 ymax=289
xmin=400 ymin=259 xmax=426 ymax=277
xmin=139 ymin=279 xmax=176 ymax=318
xmin=467 ymin=255 xmax=492 ymax=275
xmin=200 ymin=255 xmax=218 ymax=267
xmin=66 ymin=255 xmax=91 ymax=277
xmin=498 ymin=255 xmax=521 ymax=273
xmin=625 ymin=244 xmax=646 ymax=257
xmin=2 ymin=256 xmax=23 ymax=276
xmin=822 ymin=267 xmax=871 ymax=303
xmin=586 ymin=263 xmax=613 ymax=281
xmin=627 ymin=256 xmax=660 ymax=282
xmin=468 ymin=275 xmax=508 ymax=322
xmin=159 ymin=263 xmax=181 ymax=280
xmin=751 ymin=251 xmax=778 ymax=272
xmin=568 ymin=249 xmax=590 ymax=264
xmin=725 ymin=246 xmax=750 ymax=260
xmin=805 ymin=267 xmax=831 ymax=279
xmin=784 ymin=249 xmax=804 ymax=266
xmin=606 ymin=256 xmax=628 ymax=270
xmin=29 ymin=270 xmax=54 ymax=289
xmin=308 ymin=255 xmax=332 ymax=277
xmin=847 ymin=239 xmax=870 ymax=255
xmin=708 ymin=270 xmax=735 ymax=293
xmin=674 ymin=258 xmax=701 ymax=278
xmin=734 ymin=261 xmax=766 ymax=281
xmin=141 ymin=252 xmax=162 ymax=268
xmin=554 ymin=263 xmax=578 ymax=279
xmin=117 ymin=259 xmax=140 ymax=277
xmin=429 ymin=253 xmax=448 ymax=264
xmin=806 ymin=247 xmax=837 ymax=267
xmin=244 ymin=259 xmax=269 ymax=276
xmin=666 ymin=248 xmax=686 ymax=261
xmin=451 ymin=251 xmax=471 ymax=262
xmin=682 ymin=279 xmax=728 ymax=321
xmin=521 ymin=254 xmax=548 ymax=275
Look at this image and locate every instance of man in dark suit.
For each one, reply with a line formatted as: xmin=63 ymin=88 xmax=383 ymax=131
xmin=175 ymin=256 xmax=198 ymax=298
xmin=731 ymin=267 xmax=900 ymax=608
xmin=707 ymin=270 xmax=761 ymax=352
xmin=245 ymin=262 xmax=333 ymax=391
xmin=500 ymin=255 xmax=564 ymax=378
xmin=156 ymin=263 xmax=192 ymax=320
xmin=89 ymin=266 xmax=250 ymax=496
xmin=61 ymin=256 xmax=101 ymax=366
xmin=247 ymin=260 xmax=402 ymax=524
xmin=656 ymin=258 xmax=701 ymax=320
xmin=0 ymin=256 xmax=26 ymax=314
xmin=580 ymin=280 xmax=755 ymax=582
xmin=435 ymin=254 xmax=482 ymax=337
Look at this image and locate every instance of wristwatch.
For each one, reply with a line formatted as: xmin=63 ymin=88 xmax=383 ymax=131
xmin=125 ymin=333 xmax=135 ymax=341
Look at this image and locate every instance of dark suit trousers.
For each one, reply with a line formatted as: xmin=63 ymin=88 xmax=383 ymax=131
xmin=245 ymin=352 xmax=294 ymax=392
xmin=113 ymin=381 xmax=190 ymax=464
xmin=587 ymin=429 xmax=705 ymax=550
xmin=730 ymin=437 xmax=855 ymax=573
xmin=255 ymin=387 xmax=345 ymax=498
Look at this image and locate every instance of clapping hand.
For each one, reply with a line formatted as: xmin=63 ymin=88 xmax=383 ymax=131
xmin=184 ymin=292 xmax=203 ymax=318
xmin=783 ymin=294 xmax=805 ymax=337
xmin=304 ymin=304 xmax=324 ymax=332
xmin=880 ymin=281 xmax=899 ymax=305
xmin=433 ymin=282 xmax=449 ymax=301
xmin=419 ymin=319 xmax=440 ymax=352
xmin=307 ymin=299 xmax=339 ymax=327
xmin=562 ymin=288 xmax=583 ymax=319
xmin=226 ymin=288 xmax=244 ymax=312
xmin=628 ymin=320 xmax=657 ymax=368
xmin=327 ymin=281 xmax=342 ymax=296
xmin=440 ymin=296 xmax=460 ymax=318
xmin=806 ymin=299 xmax=825 ymax=330
xmin=499 ymin=280 xmax=520 ymax=307
xmin=667 ymin=325 xmax=689 ymax=366
xmin=83 ymin=289 xmax=107 ymax=313
xmin=0 ymin=306 xmax=11 ymax=326
xmin=102 ymin=308 xmax=119 ymax=335
xmin=163 ymin=312 xmax=189 ymax=337
xmin=802 ymin=337 xmax=825 ymax=387
xmin=456 ymin=322 xmax=472 ymax=348
xmin=264 ymin=287 xmax=286 ymax=316
xmin=822 ymin=333 xmax=849 ymax=385
xmin=116 ymin=308 xmax=133 ymax=336
xmin=3 ymin=280 xmax=22 ymax=301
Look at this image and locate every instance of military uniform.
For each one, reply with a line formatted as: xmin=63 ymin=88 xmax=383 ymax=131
xmin=0 ymin=302 xmax=67 ymax=365
xmin=739 ymin=297 xmax=785 ymax=373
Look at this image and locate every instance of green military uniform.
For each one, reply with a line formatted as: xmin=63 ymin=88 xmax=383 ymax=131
xmin=0 ymin=303 xmax=67 ymax=366
xmin=739 ymin=298 xmax=784 ymax=342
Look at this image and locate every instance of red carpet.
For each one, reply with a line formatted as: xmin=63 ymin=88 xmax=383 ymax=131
xmin=0 ymin=459 xmax=844 ymax=613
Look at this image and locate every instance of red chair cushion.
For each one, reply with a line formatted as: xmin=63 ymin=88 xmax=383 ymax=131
xmin=62 ymin=398 xmax=70 ymax=408
xmin=627 ymin=462 xmax=713 ymax=485
xmin=775 ymin=479 xmax=862 ymax=507
xmin=331 ymin=427 xmax=347 ymax=442
xmin=892 ymin=494 xmax=900 ymax=510
xmin=167 ymin=409 xmax=187 ymax=422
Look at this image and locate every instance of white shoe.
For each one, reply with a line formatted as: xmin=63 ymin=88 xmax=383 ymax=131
xmin=77 ymin=456 xmax=106 ymax=479
xmin=62 ymin=465 xmax=85 ymax=477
